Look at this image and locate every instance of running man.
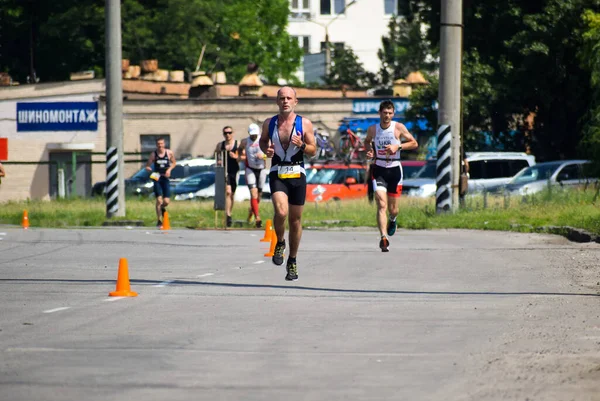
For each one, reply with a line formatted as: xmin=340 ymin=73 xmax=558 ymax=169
xmin=364 ymin=100 xmax=418 ymax=252
xmin=214 ymin=126 xmax=240 ymax=228
xmin=259 ymin=87 xmax=316 ymax=281
xmin=145 ymin=137 xmax=177 ymax=228
xmin=239 ymin=123 xmax=268 ymax=228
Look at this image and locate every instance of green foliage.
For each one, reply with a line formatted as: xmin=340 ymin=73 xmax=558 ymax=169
xmin=0 ymin=0 xmax=301 ymax=84
xmin=324 ymin=45 xmax=376 ymax=89
xmin=579 ymin=9 xmax=600 ymax=175
xmin=377 ymin=14 xmax=435 ymax=87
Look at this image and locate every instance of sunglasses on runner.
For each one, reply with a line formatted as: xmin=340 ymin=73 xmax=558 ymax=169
xmin=223 ymin=131 xmax=233 ymax=135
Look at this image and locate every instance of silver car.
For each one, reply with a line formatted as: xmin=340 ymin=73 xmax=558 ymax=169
xmin=501 ymin=160 xmax=595 ymax=195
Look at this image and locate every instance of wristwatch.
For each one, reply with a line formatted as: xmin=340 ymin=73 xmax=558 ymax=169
xmin=300 ymin=143 xmax=307 ymax=151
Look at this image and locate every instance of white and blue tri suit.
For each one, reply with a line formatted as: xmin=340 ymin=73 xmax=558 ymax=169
xmin=268 ymin=114 xmax=307 ymax=205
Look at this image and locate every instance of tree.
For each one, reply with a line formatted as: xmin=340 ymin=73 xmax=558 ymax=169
xmin=0 ymin=0 xmax=301 ymax=84
xmin=377 ymin=13 xmax=435 ymax=88
xmin=578 ymin=9 xmax=600 ymax=174
xmin=324 ymin=45 xmax=376 ymax=89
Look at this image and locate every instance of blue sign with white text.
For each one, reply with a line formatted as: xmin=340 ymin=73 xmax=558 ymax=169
xmin=17 ymin=102 xmax=98 ymax=132
xmin=352 ymin=99 xmax=410 ymax=115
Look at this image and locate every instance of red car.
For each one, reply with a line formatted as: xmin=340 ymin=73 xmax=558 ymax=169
xmin=304 ymin=160 xmax=425 ymax=202
xmin=305 ymin=163 xmax=368 ymax=202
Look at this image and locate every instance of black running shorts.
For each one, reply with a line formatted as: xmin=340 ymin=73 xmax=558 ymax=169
xmin=268 ymin=170 xmax=307 ymax=206
xmin=226 ymin=173 xmax=237 ymax=193
xmin=372 ymin=165 xmax=402 ymax=197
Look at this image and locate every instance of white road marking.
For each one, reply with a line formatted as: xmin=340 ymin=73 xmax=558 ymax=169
xmin=196 ymin=273 xmax=214 ymax=278
xmin=0 ymin=232 xmax=6 ymax=235
xmin=43 ymin=307 xmax=71 ymax=314
xmin=253 ymin=260 xmax=265 ymax=265
xmin=103 ymin=297 xmax=125 ymax=302
xmin=154 ymin=280 xmax=174 ymax=287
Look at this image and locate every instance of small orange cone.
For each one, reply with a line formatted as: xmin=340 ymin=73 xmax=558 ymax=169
xmin=264 ymin=229 xmax=277 ymax=257
xmin=260 ymin=219 xmax=273 ymax=242
xmin=161 ymin=211 xmax=171 ymax=230
xmin=109 ymin=258 xmax=138 ymax=297
xmin=21 ymin=210 xmax=30 ymax=229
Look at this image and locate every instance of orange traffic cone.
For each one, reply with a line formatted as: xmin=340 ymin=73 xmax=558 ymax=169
xmin=161 ymin=211 xmax=171 ymax=230
xmin=21 ymin=210 xmax=30 ymax=229
xmin=260 ymin=219 xmax=273 ymax=242
xmin=264 ymin=229 xmax=277 ymax=257
xmin=109 ymin=258 xmax=138 ymax=297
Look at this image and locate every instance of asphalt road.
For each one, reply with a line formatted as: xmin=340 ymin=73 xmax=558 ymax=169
xmin=0 ymin=227 xmax=599 ymax=401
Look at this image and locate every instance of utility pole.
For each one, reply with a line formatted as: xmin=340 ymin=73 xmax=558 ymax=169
xmin=105 ymin=0 xmax=126 ymax=217
xmin=324 ymin=29 xmax=331 ymax=77
xmin=436 ymin=0 xmax=462 ymax=213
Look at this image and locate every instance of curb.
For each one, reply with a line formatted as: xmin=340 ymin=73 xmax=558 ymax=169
xmin=512 ymin=224 xmax=599 ymax=243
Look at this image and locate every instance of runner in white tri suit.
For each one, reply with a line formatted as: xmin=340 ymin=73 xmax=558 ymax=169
xmin=238 ymin=123 xmax=268 ymax=228
xmin=259 ymin=86 xmax=317 ymax=281
xmin=364 ymin=100 xmax=418 ymax=252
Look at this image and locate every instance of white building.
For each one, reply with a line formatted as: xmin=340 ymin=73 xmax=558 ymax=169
xmin=287 ymin=0 xmax=399 ymax=82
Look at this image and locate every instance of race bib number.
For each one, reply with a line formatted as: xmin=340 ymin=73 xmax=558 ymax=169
xmin=278 ymin=165 xmax=301 ymax=179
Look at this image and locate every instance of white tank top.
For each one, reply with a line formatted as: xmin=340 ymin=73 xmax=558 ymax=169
xmin=374 ymin=121 xmax=401 ymax=168
xmin=245 ymin=137 xmax=265 ymax=169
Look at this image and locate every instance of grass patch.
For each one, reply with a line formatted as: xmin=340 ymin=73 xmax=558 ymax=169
xmin=1 ymin=187 xmax=599 ymax=236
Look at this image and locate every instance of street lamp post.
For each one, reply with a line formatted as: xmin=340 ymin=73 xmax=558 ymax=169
xmin=305 ymin=0 xmax=358 ymax=77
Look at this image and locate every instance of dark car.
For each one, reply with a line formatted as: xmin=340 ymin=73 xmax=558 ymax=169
xmin=172 ymin=172 xmax=216 ymax=201
xmin=91 ymin=158 xmax=215 ymax=197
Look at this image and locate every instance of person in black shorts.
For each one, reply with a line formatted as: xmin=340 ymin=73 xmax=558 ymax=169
xmin=259 ymin=86 xmax=316 ymax=281
xmin=214 ymin=126 xmax=240 ymax=227
xmin=145 ymin=137 xmax=177 ymax=228
xmin=364 ymin=100 xmax=418 ymax=251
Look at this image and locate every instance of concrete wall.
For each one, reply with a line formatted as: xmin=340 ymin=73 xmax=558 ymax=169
xmin=0 ymin=80 xmax=356 ymax=201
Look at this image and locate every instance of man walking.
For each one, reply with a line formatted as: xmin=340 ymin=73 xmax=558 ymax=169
xmin=239 ymin=123 xmax=268 ymax=228
xmin=145 ymin=137 xmax=177 ymax=228
xmin=364 ymin=100 xmax=418 ymax=252
xmin=214 ymin=126 xmax=240 ymax=228
xmin=259 ymin=87 xmax=316 ymax=281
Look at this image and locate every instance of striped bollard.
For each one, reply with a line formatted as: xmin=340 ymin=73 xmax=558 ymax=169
xmin=106 ymin=146 xmax=119 ymax=215
xmin=436 ymin=125 xmax=452 ymax=212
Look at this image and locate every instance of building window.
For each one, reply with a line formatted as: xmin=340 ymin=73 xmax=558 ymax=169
xmin=140 ymin=134 xmax=171 ymax=157
xmin=384 ymin=0 xmax=397 ymax=15
xmin=292 ymin=36 xmax=311 ymax=54
xmin=291 ymin=0 xmax=310 ymax=18
xmin=320 ymin=0 xmax=346 ymax=15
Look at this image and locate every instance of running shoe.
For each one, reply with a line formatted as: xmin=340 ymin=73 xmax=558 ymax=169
xmin=387 ymin=218 xmax=397 ymax=236
xmin=272 ymin=240 xmax=286 ymax=266
xmin=156 ymin=220 xmax=163 ymax=229
xmin=226 ymin=215 xmax=232 ymax=228
xmin=379 ymin=236 xmax=390 ymax=252
xmin=255 ymin=219 xmax=262 ymax=229
xmin=285 ymin=259 xmax=298 ymax=281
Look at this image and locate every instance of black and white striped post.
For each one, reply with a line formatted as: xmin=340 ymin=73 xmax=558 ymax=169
xmin=106 ymin=147 xmax=119 ymax=215
xmin=105 ymin=0 xmax=126 ymax=218
xmin=436 ymin=125 xmax=452 ymax=212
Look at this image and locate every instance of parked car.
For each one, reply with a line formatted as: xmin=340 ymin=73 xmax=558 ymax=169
xmin=175 ymin=170 xmax=271 ymax=202
xmin=305 ymin=162 xmax=368 ymax=202
xmin=401 ymin=152 xmax=537 ymax=197
xmin=401 ymin=159 xmax=438 ymax=197
xmin=91 ymin=157 xmax=215 ymax=197
xmin=466 ymin=152 xmax=536 ymax=193
xmin=401 ymin=160 xmax=427 ymax=180
xmin=495 ymin=160 xmax=596 ymax=195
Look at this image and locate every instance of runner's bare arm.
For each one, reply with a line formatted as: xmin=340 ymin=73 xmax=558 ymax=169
xmin=238 ymin=139 xmax=247 ymax=162
xmin=364 ymin=125 xmax=376 ymax=158
xmin=165 ymin=150 xmax=176 ymax=176
xmin=300 ymin=118 xmax=317 ymax=157
xmin=259 ymin=119 xmax=274 ymax=157
xmin=397 ymin=123 xmax=418 ymax=151
xmin=145 ymin=151 xmax=155 ymax=171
